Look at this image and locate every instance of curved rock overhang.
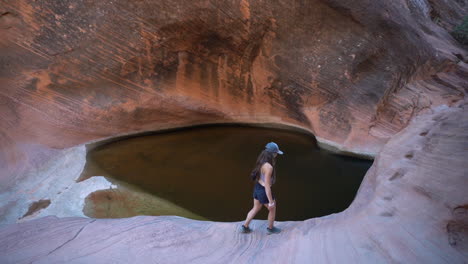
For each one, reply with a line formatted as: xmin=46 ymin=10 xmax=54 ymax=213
xmin=0 ymin=0 xmax=467 ymax=263
xmin=1 ymin=100 xmax=466 ymax=263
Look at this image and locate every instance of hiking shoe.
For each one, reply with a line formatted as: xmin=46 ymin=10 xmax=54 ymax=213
xmin=267 ymin=226 xmax=281 ymax=234
xmin=240 ymin=224 xmax=252 ymax=234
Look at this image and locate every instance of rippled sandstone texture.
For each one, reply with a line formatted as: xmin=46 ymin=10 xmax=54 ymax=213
xmin=0 ymin=0 xmax=467 ymax=263
xmin=1 ymin=0 xmax=467 ymax=188
xmin=1 ymin=100 xmax=467 ymax=263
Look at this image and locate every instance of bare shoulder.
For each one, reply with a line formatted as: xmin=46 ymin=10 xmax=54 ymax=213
xmin=262 ymin=162 xmax=273 ymax=170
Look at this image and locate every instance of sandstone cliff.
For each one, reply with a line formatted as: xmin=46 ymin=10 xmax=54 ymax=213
xmin=0 ymin=0 xmax=467 ymax=263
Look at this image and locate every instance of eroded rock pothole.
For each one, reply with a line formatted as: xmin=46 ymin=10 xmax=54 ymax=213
xmin=19 ymin=199 xmax=51 ymax=220
xmin=80 ymin=124 xmax=372 ymax=221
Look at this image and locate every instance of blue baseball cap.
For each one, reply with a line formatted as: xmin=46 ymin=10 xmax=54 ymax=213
xmin=265 ymin=142 xmax=284 ymax=155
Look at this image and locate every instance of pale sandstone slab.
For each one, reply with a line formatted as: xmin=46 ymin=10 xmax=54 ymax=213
xmin=1 ymin=102 xmax=466 ymax=263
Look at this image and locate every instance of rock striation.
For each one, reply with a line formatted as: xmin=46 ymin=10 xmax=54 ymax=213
xmin=0 ymin=0 xmax=467 ymax=262
xmin=1 ymin=100 xmax=467 ymax=263
xmin=1 ymin=0 xmax=466 ymax=189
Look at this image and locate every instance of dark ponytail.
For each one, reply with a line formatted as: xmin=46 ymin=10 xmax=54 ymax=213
xmin=250 ymin=150 xmax=276 ymax=184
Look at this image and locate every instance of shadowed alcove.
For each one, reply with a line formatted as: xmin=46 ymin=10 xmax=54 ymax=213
xmin=79 ymin=124 xmax=372 ymax=221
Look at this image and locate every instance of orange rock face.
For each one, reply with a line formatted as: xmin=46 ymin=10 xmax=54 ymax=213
xmin=0 ymin=0 xmax=466 ymax=187
xmin=0 ymin=0 xmax=467 ymax=262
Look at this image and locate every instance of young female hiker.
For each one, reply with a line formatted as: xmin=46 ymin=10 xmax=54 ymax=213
xmin=241 ymin=142 xmax=283 ymax=234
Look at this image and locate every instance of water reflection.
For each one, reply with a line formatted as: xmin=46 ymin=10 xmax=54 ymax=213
xmin=81 ymin=125 xmax=372 ymax=221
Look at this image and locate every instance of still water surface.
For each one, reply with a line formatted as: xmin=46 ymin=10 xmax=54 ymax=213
xmin=81 ymin=125 xmax=372 ymax=221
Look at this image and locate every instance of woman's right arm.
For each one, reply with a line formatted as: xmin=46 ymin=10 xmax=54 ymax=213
xmin=263 ymin=165 xmax=275 ymax=207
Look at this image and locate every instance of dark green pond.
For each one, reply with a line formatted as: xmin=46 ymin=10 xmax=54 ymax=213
xmin=80 ymin=124 xmax=372 ymax=221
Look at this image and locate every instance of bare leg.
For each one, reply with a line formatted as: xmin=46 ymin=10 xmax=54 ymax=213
xmin=264 ymin=202 xmax=276 ymax=229
xmin=244 ymin=199 xmax=262 ymax=227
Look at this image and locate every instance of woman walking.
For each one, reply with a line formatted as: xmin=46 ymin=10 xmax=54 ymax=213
xmin=241 ymin=142 xmax=283 ymax=234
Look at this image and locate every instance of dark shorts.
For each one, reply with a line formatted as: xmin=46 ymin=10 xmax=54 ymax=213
xmin=253 ymin=182 xmax=275 ymax=204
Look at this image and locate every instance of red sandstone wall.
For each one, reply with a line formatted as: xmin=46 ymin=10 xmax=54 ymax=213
xmin=0 ymin=0 xmax=466 ymax=189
